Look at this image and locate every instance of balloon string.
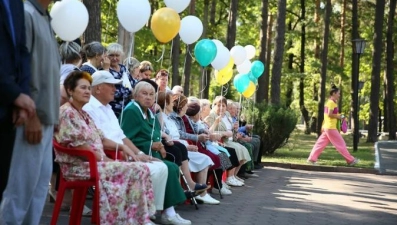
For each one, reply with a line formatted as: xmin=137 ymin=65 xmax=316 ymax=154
xmin=222 ymin=83 xmax=229 ymax=96
xmin=127 ymin=32 xmax=134 ymax=59
xmin=156 ymin=45 xmax=166 ymax=67
xmin=187 ymin=45 xmax=195 ymax=60
xmin=181 ymin=44 xmax=191 ymax=87
xmin=238 ymin=94 xmax=243 ymax=123
xmin=148 ymin=93 xmax=160 ymax=157
xmin=199 ymin=68 xmax=207 ymax=99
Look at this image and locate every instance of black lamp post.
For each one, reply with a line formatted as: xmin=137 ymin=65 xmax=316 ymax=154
xmin=352 ymin=39 xmax=366 ymax=152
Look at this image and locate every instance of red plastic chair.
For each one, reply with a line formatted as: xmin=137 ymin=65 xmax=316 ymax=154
xmin=51 ymin=140 xmax=100 ymax=225
xmin=104 ymin=150 xmax=124 ymax=161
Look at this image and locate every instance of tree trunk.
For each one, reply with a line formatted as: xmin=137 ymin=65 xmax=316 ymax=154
xmin=299 ymin=0 xmax=310 ymax=134
xmin=200 ymin=0 xmax=211 ymax=98
xmin=226 ymin=0 xmax=238 ymax=49
xmin=367 ymin=0 xmax=385 ymax=142
xmin=313 ymin=0 xmax=321 ymax=59
xmin=202 ymin=0 xmax=209 ymax=38
xmin=183 ymin=0 xmax=196 ymax=96
xmin=264 ymin=14 xmax=273 ymax=103
xmin=256 ymin=0 xmax=269 ymax=103
xmin=311 ymin=0 xmax=320 ymax=132
xmin=350 ymin=0 xmax=359 ymax=140
xmin=171 ymin=35 xmax=181 ymax=87
xmin=270 ymin=0 xmax=286 ymax=105
xmin=82 ymin=0 xmax=101 ymax=44
xmin=210 ymin=0 xmax=216 ymax=28
xmin=316 ymin=0 xmax=331 ymax=136
xmin=385 ymin=0 xmax=396 ymax=139
xmin=338 ymin=0 xmax=347 ymax=111
xmin=199 ymin=67 xmax=211 ymax=99
xmin=286 ymin=21 xmax=293 ymax=108
xmin=117 ymin=26 xmax=134 ymax=61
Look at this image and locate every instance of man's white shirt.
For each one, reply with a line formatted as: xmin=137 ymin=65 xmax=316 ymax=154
xmin=83 ymin=96 xmax=126 ymax=144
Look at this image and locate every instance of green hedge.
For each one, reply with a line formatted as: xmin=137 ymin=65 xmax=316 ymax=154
xmin=244 ymin=103 xmax=298 ymax=155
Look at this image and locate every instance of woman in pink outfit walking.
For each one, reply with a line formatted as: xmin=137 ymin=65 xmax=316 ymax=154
xmin=307 ymin=85 xmax=359 ymax=166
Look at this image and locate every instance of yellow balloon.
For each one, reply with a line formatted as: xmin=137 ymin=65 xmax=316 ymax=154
xmin=242 ymin=81 xmax=256 ymax=98
xmin=225 ymin=57 xmax=234 ymax=69
xmin=215 ymin=67 xmax=233 ymax=85
xmin=151 ymin=8 xmax=181 ymax=43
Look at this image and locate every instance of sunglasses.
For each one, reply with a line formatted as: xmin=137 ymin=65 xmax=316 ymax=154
xmin=141 ymin=65 xmax=154 ymax=72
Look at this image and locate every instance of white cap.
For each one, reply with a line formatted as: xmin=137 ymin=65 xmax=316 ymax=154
xmin=92 ymin=71 xmax=122 ymax=86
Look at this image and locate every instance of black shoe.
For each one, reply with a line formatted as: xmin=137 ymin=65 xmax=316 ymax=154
xmin=237 ymin=173 xmax=248 ymax=180
xmin=246 ymin=170 xmax=254 ymax=174
xmin=184 ymin=190 xmax=198 ymax=199
xmin=254 ymin=164 xmax=262 ymax=170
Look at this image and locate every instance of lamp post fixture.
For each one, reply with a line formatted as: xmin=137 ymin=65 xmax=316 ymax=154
xmin=352 ymin=39 xmax=366 ymax=152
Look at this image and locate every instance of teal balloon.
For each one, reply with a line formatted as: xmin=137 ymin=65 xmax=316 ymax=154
xmin=194 ymin=39 xmax=217 ymax=67
xmin=251 ymin=60 xmax=265 ymax=79
xmin=248 ymin=72 xmax=257 ymax=84
xmin=233 ymin=73 xmax=251 ymax=93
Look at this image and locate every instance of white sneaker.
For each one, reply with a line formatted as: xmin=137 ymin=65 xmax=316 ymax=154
xmin=161 ymin=213 xmax=191 ymax=225
xmin=213 ymin=186 xmax=232 ymax=195
xmin=348 ymin=158 xmax=360 ymax=166
xmin=195 ymin=193 xmax=220 ymax=204
xmin=222 ymin=181 xmax=231 ymax=190
xmin=226 ymin=177 xmax=243 ymax=187
xmin=234 ymin=176 xmax=245 ymax=183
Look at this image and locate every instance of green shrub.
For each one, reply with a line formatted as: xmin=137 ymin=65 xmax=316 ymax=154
xmin=244 ymin=103 xmax=298 ymax=155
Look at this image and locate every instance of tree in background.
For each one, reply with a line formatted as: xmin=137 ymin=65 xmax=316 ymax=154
xmin=316 ymin=0 xmax=331 ymax=136
xmin=270 ymin=0 xmax=286 ymax=105
xmin=367 ymin=0 xmax=385 ymax=142
xmin=83 ymin=0 xmax=101 ymax=43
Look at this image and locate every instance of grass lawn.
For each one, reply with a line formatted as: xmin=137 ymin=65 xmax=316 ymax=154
xmin=261 ymin=129 xmax=375 ymax=169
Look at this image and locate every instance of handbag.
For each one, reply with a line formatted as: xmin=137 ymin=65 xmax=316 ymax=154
xmin=337 ymin=118 xmax=348 ymax=133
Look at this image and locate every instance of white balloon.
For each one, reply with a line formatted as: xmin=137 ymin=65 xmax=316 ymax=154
xmin=230 ymin=45 xmax=247 ymax=66
xmin=117 ymin=0 xmax=151 ymax=33
xmin=164 ymin=0 xmax=191 ymax=13
xmin=244 ymin=45 xmax=256 ymax=59
xmin=50 ymin=1 xmax=62 ymax=18
xmin=51 ymin=0 xmax=88 ymax=41
xmin=211 ymin=46 xmax=230 ymax=70
xmin=179 ymin=16 xmax=203 ymax=45
xmin=212 ymin=39 xmax=225 ymax=49
xmin=237 ymin=59 xmax=252 ymax=74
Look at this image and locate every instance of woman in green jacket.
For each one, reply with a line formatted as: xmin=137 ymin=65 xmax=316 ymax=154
xmin=121 ymin=81 xmax=191 ymax=225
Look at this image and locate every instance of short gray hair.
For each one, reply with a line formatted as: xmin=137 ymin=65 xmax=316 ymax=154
xmin=59 ymin=42 xmax=81 ymax=63
xmin=187 ymin=96 xmax=200 ymax=104
xmin=107 ymin=43 xmax=124 ymax=56
xmin=199 ymin=99 xmax=211 ymax=108
xmin=133 ymin=81 xmax=155 ymax=98
xmin=83 ymin=41 xmax=106 ymax=59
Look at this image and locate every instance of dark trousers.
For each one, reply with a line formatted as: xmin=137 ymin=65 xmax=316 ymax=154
xmin=0 ymin=112 xmax=16 ymax=201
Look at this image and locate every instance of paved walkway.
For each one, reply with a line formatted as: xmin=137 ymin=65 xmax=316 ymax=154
xmin=40 ymin=142 xmax=397 ymax=225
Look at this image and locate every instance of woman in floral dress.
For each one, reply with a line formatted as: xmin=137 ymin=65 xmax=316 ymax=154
xmin=54 ymin=71 xmax=156 ymax=225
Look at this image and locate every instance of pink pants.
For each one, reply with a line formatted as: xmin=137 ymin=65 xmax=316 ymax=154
xmin=308 ymin=129 xmax=355 ymax=163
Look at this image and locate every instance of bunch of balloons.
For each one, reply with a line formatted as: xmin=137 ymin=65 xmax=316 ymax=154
xmin=193 ymin=38 xmax=265 ymax=98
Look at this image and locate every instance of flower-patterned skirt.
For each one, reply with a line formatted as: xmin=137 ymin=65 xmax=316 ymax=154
xmin=60 ymin=161 xmax=155 ymax=225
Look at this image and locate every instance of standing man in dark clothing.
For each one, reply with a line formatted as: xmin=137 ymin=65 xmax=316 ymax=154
xmin=0 ymin=0 xmax=35 ymax=202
